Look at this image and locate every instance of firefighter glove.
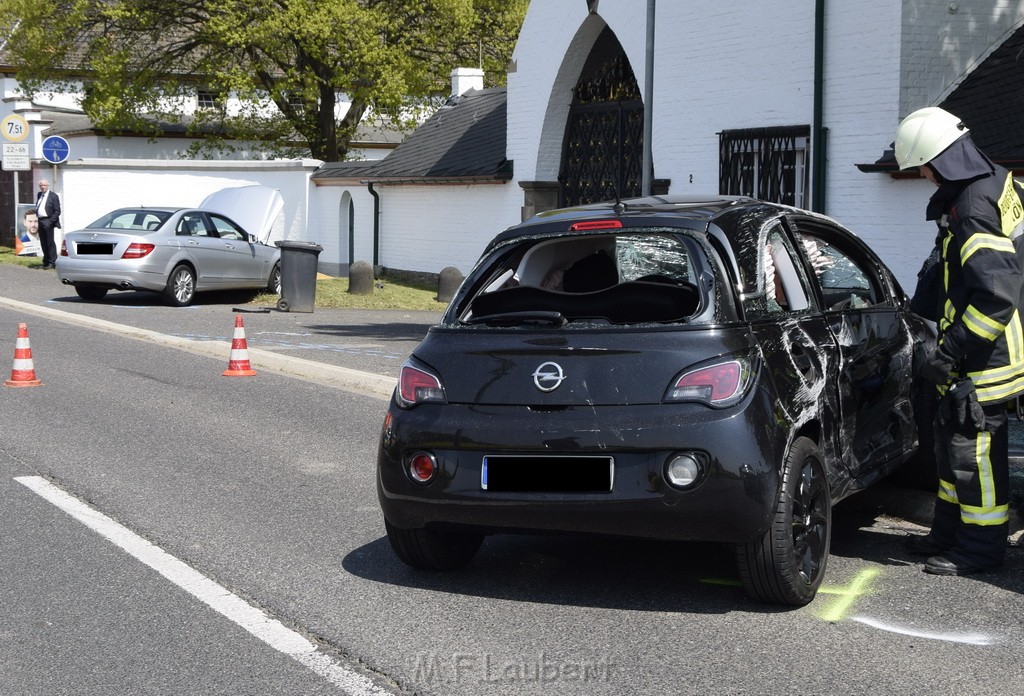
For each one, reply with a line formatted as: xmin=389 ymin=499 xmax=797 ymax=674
xmin=939 ymin=379 xmax=985 ymax=432
xmin=920 ymin=344 xmax=957 ymax=385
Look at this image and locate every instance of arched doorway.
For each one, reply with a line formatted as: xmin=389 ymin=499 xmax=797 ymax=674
xmin=558 ymin=26 xmax=644 ymax=207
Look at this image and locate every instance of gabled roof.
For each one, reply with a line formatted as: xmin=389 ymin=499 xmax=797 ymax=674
xmin=312 ymin=87 xmax=511 ymax=184
xmin=861 ymin=23 xmax=1024 ymax=172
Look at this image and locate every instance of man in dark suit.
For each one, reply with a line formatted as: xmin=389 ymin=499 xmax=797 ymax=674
xmin=35 ymin=178 xmax=61 ymax=269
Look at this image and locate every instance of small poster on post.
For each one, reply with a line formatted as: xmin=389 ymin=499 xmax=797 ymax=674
xmin=15 ymin=203 xmax=41 ymax=256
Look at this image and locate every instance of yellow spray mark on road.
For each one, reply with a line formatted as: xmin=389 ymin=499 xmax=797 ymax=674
xmin=817 ymin=568 xmax=880 ymax=622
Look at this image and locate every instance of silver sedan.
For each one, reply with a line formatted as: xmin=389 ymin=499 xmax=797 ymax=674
xmin=56 ymin=186 xmax=284 ymax=307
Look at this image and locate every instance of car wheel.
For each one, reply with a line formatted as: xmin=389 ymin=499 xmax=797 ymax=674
xmin=384 ymin=519 xmax=483 ymax=570
xmin=268 ymin=263 xmax=282 ymax=295
xmin=164 ymin=264 xmax=196 ymax=307
xmin=891 ymin=380 xmax=939 ymax=491
xmin=75 ymin=284 xmax=108 ymax=301
xmin=736 ymin=437 xmax=831 ymax=606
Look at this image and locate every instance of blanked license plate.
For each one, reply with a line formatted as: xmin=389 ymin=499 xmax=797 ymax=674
xmin=481 ymin=455 xmax=613 ymax=492
xmin=77 ymin=243 xmax=115 ymax=255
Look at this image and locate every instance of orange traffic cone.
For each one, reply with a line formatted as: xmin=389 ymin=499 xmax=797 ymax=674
xmin=223 ymin=314 xmax=257 ymax=377
xmin=5 ymin=323 xmax=42 ymax=387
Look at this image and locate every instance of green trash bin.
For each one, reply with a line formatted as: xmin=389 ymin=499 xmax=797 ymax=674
xmin=275 ymin=241 xmax=323 ymax=312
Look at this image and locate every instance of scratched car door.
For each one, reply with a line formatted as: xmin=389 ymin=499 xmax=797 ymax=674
xmin=794 ymin=221 xmax=915 ymax=478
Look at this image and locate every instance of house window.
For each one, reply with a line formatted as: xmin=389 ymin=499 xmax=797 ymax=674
xmin=719 ymin=126 xmax=810 ymax=208
xmin=197 ymin=89 xmax=222 ymax=111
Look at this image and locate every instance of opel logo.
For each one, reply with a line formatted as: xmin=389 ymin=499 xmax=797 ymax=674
xmin=532 ymin=361 xmax=566 ymax=392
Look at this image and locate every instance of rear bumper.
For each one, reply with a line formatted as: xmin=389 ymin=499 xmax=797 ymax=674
xmin=56 ymin=259 xmax=167 ymax=292
xmin=377 ymin=394 xmax=785 ymax=543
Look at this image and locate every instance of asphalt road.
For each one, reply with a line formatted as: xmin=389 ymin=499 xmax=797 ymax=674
xmin=1 ymin=264 xmax=1022 ymax=695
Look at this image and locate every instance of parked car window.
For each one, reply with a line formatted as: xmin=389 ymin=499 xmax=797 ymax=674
xmin=87 ymin=209 xmax=171 ymax=231
xmin=177 ymin=213 xmax=210 ymax=237
xmin=208 ymin=214 xmax=247 ymax=241
xmin=796 ymin=232 xmax=880 ymax=309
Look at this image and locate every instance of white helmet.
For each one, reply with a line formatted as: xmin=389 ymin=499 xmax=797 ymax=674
xmin=894 ymin=107 xmax=968 ymax=170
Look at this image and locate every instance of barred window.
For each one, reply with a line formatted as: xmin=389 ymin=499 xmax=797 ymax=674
xmin=720 ymin=126 xmax=810 ymax=208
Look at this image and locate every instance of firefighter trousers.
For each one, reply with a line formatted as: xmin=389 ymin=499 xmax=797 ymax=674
xmin=929 ymin=400 xmax=1010 ymax=568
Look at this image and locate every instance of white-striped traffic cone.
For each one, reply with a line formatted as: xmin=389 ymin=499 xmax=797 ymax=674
xmin=5 ymin=323 xmax=42 ymax=387
xmin=223 ymin=314 xmax=257 ymax=377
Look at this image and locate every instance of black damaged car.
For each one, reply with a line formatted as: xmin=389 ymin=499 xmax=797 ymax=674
xmin=377 ymin=195 xmax=936 ymax=606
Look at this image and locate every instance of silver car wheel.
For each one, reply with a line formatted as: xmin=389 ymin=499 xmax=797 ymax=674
xmin=164 ymin=265 xmax=196 ymax=307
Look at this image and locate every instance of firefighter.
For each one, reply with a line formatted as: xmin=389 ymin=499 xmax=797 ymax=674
xmin=895 ymin=106 xmax=1024 ymax=575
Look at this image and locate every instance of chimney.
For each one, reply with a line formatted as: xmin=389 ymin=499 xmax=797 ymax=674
xmin=450 ymin=67 xmax=484 ymax=98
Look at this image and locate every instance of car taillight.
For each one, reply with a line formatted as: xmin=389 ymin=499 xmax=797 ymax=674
xmin=397 ymin=361 xmax=447 ymax=408
xmin=121 ymin=243 xmax=155 ymax=259
xmin=60 ymin=241 xmax=67 ymax=256
xmin=665 ymin=355 xmax=756 ymax=408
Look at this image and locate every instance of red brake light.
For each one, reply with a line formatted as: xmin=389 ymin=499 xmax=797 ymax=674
xmin=397 ymin=363 xmax=446 ymax=408
xmin=60 ymin=241 xmax=67 ymax=256
xmin=568 ymin=220 xmax=623 ymax=232
xmin=121 ymin=242 xmax=155 ymax=259
xmin=666 ymin=359 xmax=753 ymax=407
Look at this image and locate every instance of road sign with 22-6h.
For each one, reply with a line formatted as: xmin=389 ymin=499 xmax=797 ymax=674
xmin=2 ymin=142 xmax=31 ymax=171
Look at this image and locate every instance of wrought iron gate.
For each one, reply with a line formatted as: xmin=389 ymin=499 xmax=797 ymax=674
xmin=558 ymin=29 xmax=644 ymax=207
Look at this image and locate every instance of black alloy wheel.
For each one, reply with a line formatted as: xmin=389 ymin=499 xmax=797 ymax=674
xmin=384 ymin=519 xmax=483 ymax=571
xmin=736 ymin=436 xmax=832 ymax=606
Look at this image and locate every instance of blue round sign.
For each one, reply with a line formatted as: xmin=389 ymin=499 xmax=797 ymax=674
xmin=41 ymin=135 xmax=70 ymax=164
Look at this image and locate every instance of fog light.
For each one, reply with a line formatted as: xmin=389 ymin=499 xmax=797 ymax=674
xmin=665 ymin=453 xmax=703 ymax=489
xmin=407 ymin=451 xmax=437 ymax=484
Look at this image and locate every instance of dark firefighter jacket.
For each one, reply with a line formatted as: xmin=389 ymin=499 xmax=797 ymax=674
xmin=928 ymin=135 xmax=1024 ymax=404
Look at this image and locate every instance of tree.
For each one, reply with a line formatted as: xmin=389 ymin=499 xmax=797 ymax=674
xmin=0 ymin=0 xmax=527 ymax=161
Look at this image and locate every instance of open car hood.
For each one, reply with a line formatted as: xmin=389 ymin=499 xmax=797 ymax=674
xmin=199 ymin=185 xmax=284 ymax=244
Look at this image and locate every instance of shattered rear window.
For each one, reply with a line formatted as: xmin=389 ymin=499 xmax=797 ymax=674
xmin=456 ymin=232 xmax=707 ymax=328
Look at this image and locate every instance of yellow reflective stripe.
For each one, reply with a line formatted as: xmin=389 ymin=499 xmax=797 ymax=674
xmin=1007 ymin=312 xmax=1024 ymax=365
xmin=975 ymin=372 xmax=1024 ymax=402
xmin=960 ymin=233 xmax=1015 ymax=263
xmin=960 ymin=503 xmax=1010 ymax=526
xmin=976 ymin=431 xmax=995 ymax=509
xmin=963 ymin=305 xmax=1004 ymax=341
xmin=938 ymin=478 xmax=958 ymax=504
xmin=998 ymin=173 xmax=1024 ymax=238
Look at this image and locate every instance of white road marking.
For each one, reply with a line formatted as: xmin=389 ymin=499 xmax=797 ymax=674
xmin=851 ymin=615 xmax=997 ymax=646
xmin=15 ymin=475 xmax=393 ymax=696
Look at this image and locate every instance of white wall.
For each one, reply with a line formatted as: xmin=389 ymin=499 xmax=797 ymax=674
xmin=376 ymin=183 xmax=520 ymax=274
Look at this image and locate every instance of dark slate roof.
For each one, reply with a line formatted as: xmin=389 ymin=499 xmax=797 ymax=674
xmin=312 ymin=87 xmax=511 ymax=183
xmin=862 ymin=23 xmax=1024 ymax=171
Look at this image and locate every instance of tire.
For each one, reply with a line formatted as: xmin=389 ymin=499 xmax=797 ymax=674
xmin=736 ymin=437 xmax=832 ymax=606
xmin=384 ymin=519 xmax=483 ymax=571
xmin=75 ymin=284 xmax=108 ymax=301
xmin=164 ymin=264 xmax=196 ymax=307
xmin=892 ymin=380 xmax=939 ymax=491
xmin=268 ymin=263 xmax=282 ymax=295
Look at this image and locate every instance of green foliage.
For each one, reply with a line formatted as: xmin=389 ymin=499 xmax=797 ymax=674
xmin=0 ymin=0 xmax=528 ymax=161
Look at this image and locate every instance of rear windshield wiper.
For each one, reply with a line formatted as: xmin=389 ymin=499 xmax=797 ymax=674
xmin=464 ymin=311 xmax=567 ymax=327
